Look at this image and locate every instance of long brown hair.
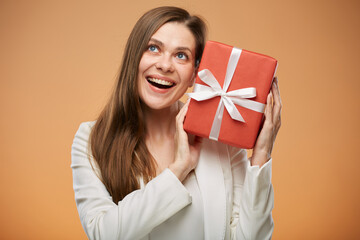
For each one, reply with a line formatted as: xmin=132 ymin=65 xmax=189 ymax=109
xmin=89 ymin=6 xmax=207 ymax=203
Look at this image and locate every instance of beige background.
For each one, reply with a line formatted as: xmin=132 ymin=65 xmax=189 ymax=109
xmin=1 ymin=0 xmax=359 ymax=239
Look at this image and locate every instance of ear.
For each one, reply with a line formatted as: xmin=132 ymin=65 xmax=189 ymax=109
xmin=189 ymin=66 xmax=198 ymax=87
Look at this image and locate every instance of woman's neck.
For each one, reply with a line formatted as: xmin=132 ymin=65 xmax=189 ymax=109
xmin=143 ymin=101 xmax=181 ymax=141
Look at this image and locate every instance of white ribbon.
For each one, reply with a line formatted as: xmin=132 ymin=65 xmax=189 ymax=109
xmin=187 ymin=47 xmax=265 ymax=141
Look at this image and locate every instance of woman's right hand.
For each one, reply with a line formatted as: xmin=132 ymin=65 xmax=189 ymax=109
xmin=169 ymin=101 xmax=203 ymax=182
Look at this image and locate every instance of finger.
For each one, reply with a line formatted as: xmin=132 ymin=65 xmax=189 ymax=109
xmin=176 ymin=102 xmax=191 ymax=142
xmin=265 ymin=92 xmax=273 ymax=122
xmin=181 ymin=100 xmax=190 ymax=114
xmin=272 ymin=77 xmax=281 ymax=101
xmin=272 ymin=77 xmax=281 ymax=104
xmin=274 ymin=76 xmax=280 ymax=94
xmin=176 ymin=101 xmax=190 ymax=122
xmin=271 ymin=79 xmax=282 ymax=123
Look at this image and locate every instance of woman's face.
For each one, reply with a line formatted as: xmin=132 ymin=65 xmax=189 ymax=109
xmin=137 ymin=22 xmax=196 ymax=110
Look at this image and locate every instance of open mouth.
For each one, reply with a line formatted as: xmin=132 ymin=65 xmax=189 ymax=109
xmin=147 ymin=77 xmax=175 ymax=89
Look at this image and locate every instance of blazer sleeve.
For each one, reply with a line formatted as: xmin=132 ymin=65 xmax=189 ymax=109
xmin=71 ymin=122 xmax=192 ymax=240
xmin=228 ymin=147 xmax=274 ymax=240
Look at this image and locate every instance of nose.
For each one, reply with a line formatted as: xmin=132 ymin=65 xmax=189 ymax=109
xmin=155 ymin=53 xmax=174 ymax=73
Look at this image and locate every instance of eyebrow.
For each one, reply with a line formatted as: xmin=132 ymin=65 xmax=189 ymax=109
xmin=149 ymin=38 xmax=193 ymax=54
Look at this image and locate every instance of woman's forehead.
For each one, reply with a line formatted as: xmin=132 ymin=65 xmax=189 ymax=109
xmin=150 ymin=22 xmax=196 ymax=52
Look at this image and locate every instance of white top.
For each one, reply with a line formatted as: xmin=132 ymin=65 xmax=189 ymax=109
xmin=71 ymin=121 xmax=274 ymax=240
xmin=149 ymin=172 xmax=204 ymax=240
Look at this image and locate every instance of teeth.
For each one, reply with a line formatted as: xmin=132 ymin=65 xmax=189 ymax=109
xmin=148 ymin=78 xmax=174 ymax=86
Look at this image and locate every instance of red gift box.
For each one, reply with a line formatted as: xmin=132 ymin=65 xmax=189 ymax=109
xmin=183 ymin=41 xmax=277 ymax=149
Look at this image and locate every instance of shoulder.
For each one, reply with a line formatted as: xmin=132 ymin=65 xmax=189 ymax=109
xmin=71 ymin=121 xmax=101 ymax=172
xmin=75 ymin=121 xmax=96 ymax=136
xmin=72 ymin=121 xmax=96 ymax=143
xmin=72 ymin=121 xmax=96 ymax=156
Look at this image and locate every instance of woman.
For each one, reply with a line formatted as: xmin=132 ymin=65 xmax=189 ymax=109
xmin=71 ymin=6 xmax=281 ymax=240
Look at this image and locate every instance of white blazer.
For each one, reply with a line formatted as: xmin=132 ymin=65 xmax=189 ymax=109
xmin=71 ymin=121 xmax=274 ymax=240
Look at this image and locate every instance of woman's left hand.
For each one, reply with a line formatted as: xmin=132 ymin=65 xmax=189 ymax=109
xmin=170 ymin=101 xmax=203 ymax=182
xmin=251 ymin=77 xmax=282 ymax=167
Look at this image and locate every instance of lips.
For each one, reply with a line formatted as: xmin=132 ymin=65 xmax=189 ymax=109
xmin=146 ymin=77 xmax=175 ymax=89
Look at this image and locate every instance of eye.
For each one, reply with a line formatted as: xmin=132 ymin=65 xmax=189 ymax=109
xmin=176 ymin=52 xmax=188 ymax=60
xmin=148 ymin=45 xmax=159 ymax=52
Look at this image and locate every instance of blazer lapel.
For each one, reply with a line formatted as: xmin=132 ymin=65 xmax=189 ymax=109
xmin=195 ymin=139 xmax=226 ymax=240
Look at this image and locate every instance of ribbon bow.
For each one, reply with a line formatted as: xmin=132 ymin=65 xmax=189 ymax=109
xmin=187 ymin=47 xmax=265 ymax=141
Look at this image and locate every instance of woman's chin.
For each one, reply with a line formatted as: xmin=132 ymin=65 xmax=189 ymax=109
xmin=141 ymin=98 xmax=175 ymax=111
xmin=140 ymin=91 xmax=185 ymax=111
